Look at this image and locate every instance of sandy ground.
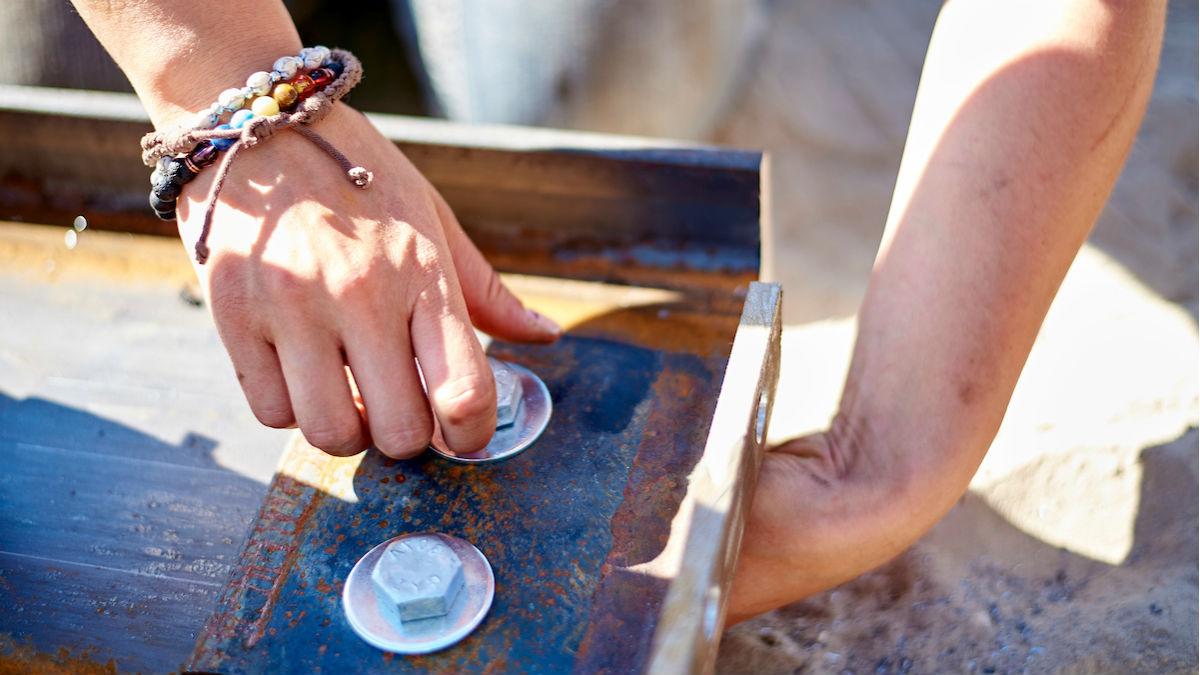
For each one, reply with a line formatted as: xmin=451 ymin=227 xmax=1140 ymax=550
xmin=693 ymin=2 xmax=1198 ymax=673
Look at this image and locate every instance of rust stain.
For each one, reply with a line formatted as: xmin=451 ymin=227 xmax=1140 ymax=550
xmin=574 ymin=365 xmax=719 ymax=672
xmin=188 ymin=435 xmax=352 ymax=667
xmin=0 ymin=636 xmax=117 ymax=675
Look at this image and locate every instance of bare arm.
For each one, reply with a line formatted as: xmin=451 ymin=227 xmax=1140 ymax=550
xmin=729 ymin=0 xmax=1166 ymax=620
xmin=71 ymin=1 xmax=561 ymax=458
xmin=71 ymin=1 xmax=304 ymax=127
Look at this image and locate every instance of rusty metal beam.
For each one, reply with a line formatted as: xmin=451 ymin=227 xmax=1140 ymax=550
xmin=0 ymin=84 xmax=762 ymax=298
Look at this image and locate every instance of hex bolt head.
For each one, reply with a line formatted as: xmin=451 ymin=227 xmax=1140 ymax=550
xmin=371 ymin=536 xmax=465 ymax=622
xmin=490 ymin=358 xmax=523 ymax=429
xmin=432 ymin=359 xmax=552 ymax=464
xmin=344 ymin=532 xmax=495 ymax=654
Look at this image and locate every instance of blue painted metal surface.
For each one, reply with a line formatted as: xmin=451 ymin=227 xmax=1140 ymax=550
xmin=191 ymin=335 xmax=727 ymax=673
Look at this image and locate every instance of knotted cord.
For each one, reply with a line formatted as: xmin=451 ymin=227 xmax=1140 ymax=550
xmin=140 ymin=49 xmax=372 ymax=264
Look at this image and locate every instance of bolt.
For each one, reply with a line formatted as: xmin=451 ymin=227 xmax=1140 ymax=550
xmin=371 ymin=535 xmax=465 ymax=622
xmin=490 ymin=358 xmax=522 ymax=429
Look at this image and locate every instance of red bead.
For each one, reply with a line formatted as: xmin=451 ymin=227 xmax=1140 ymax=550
xmin=309 ymin=68 xmax=335 ymax=89
xmin=291 ymin=73 xmax=316 ymax=99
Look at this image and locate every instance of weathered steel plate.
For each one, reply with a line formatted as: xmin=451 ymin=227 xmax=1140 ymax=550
xmin=190 ymin=335 xmax=729 ymax=673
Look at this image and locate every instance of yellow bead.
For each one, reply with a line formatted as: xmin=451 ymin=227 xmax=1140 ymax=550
xmin=271 ymin=83 xmax=298 ymax=109
xmin=251 ymin=95 xmax=280 ymax=117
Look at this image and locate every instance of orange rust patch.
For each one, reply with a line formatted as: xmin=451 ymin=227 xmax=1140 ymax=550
xmin=0 ymin=636 xmax=118 ymax=675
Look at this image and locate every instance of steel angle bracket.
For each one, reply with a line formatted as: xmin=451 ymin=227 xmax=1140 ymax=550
xmin=646 ymin=281 xmax=784 ymax=675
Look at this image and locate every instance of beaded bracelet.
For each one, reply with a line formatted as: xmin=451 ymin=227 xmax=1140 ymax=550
xmin=141 ymin=48 xmax=371 ymax=264
xmin=147 ymin=46 xmax=346 ymax=221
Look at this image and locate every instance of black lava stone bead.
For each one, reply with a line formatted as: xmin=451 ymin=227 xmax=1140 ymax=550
xmin=152 ymin=179 xmax=181 ymax=200
xmin=149 ymin=190 xmax=175 ymax=213
xmin=166 ymin=158 xmax=198 ymax=185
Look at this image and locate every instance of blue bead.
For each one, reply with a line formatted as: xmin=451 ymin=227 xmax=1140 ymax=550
xmin=230 ymin=109 xmax=255 ymax=129
xmin=211 ymin=124 xmax=235 ymax=151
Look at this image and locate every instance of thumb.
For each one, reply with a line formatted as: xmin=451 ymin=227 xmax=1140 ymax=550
xmin=434 ymin=192 xmax=562 ymax=343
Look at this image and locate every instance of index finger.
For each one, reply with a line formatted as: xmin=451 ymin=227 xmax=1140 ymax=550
xmin=410 ymin=274 xmax=497 ymax=454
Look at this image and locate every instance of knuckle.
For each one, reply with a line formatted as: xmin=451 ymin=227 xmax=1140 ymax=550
xmin=210 ymin=296 xmax=249 ymax=324
xmin=409 ymin=230 xmax=443 ymax=272
xmin=205 ymin=253 xmax=248 ymax=290
xmin=483 ymin=266 xmax=507 ymax=304
xmin=435 ymin=378 xmax=496 ymax=431
xmin=412 ymin=273 xmax=457 ymax=320
xmin=327 ymin=261 xmax=378 ymax=304
xmin=393 ymin=233 xmax=446 ymax=299
xmin=302 ymin=416 xmax=364 ymax=456
xmin=412 ymin=244 xmax=442 ymax=279
xmin=372 ymin=421 xmax=433 ymax=459
xmin=260 ymin=265 xmax=309 ymax=303
xmin=206 ymin=272 xmax=251 ymax=318
xmin=251 ymin=403 xmax=296 ymax=429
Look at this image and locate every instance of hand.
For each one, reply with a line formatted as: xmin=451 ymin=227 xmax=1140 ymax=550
xmin=177 ymin=103 xmax=561 ymax=458
xmin=726 ymin=424 xmax=954 ymax=623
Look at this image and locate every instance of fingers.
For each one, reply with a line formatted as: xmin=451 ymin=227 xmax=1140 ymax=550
xmin=206 ymin=278 xmax=296 ymax=429
xmin=343 ymin=329 xmax=433 ymax=460
xmin=221 ymin=329 xmax=296 ymax=429
xmin=410 ymin=274 xmax=498 ymax=453
xmin=433 ymin=194 xmax=562 ymax=343
xmin=275 ymin=332 xmax=368 ymax=456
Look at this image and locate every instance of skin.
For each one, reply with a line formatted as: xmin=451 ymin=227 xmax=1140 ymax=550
xmin=71 ymin=0 xmax=562 ymax=459
xmin=726 ymin=0 xmax=1167 ymax=621
xmin=72 ymin=0 xmax=1166 ymax=625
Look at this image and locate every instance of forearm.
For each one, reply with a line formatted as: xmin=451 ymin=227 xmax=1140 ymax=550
xmin=70 ymin=0 xmax=302 ymax=128
xmin=730 ymin=0 xmax=1166 ymax=623
xmin=837 ymin=0 xmax=1166 ymax=542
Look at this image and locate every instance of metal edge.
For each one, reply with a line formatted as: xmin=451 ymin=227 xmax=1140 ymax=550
xmin=643 ymin=281 xmax=783 ymax=675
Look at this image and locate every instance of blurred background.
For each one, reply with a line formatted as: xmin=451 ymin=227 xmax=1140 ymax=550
xmin=0 ymin=1 xmax=1196 ymax=672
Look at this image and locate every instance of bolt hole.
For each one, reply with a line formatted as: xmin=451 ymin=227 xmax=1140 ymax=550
xmin=754 ymin=388 xmax=769 ymax=447
xmin=703 ymin=585 xmax=721 ymax=640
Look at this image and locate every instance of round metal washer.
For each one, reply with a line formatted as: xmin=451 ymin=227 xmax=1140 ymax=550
xmin=432 ymin=360 xmax=552 ymax=464
xmin=343 ymin=532 xmax=494 ymax=654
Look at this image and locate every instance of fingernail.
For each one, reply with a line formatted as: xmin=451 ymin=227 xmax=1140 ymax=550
xmin=526 ymin=308 xmax=562 ymax=336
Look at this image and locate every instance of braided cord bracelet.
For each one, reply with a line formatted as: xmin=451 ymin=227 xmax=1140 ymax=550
xmin=146 ymin=46 xmax=344 ymax=221
xmin=145 ymin=53 xmax=346 ymax=220
xmin=141 ymin=47 xmax=372 ymax=264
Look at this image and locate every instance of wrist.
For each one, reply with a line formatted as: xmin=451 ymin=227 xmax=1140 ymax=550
xmin=131 ymin=32 xmax=303 ymax=129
